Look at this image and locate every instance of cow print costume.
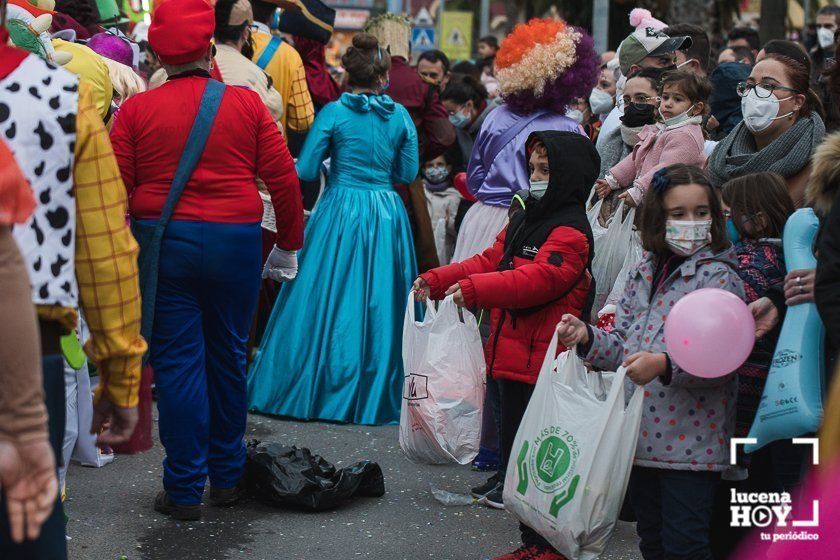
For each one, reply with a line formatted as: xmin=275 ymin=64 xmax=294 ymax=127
xmin=4 ymin=54 xmax=79 ymax=308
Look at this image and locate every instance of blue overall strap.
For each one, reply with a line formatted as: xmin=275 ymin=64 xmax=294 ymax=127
xmin=256 ymin=35 xmax=282 ymax=69
xmin=136 ymin=79 xmax=226 ymax=351
xmin=154 ymin=79 xmax=225 ymax=229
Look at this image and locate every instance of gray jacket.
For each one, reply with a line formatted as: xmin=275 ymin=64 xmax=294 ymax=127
xmin=596 ymin=126 xmax=631 ymax=180
xmin=585 ymin=247 xmax=745 ymax=472
xmin=593 ymin=127 xmax=632 ymax=224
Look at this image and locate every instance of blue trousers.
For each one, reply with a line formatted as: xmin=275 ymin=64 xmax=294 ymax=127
xmin=148 ymin=221 xmax=261 ymax=506
xmin=628 ymin=466 xmax=720 ymax=560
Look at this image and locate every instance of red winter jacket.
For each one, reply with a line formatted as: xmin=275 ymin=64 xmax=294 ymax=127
xmin=420 ymin=225 xmax=590 ymax=385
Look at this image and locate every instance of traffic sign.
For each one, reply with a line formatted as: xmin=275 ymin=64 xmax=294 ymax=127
xmin=414 ymin=7 xmax=434 ymax=27
xmin=440 ymin=11 xmax=472 ymax=61
xmin=412 ymin=27 xmax=436 ymax=53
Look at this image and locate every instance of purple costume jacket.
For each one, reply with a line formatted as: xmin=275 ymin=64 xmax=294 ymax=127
xmin=466 ymin=104 xmax=584 ymax=207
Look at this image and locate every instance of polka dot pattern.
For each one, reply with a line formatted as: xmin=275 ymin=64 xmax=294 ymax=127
xmin=583 ymin=252 xmax=742 ymax=472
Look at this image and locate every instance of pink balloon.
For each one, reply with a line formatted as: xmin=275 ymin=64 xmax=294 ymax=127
xmin=664 ymin=288 xmax=755 ymax=378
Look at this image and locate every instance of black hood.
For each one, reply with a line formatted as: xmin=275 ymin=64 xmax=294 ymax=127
xmin=526 ymin=130 xmax=600 ymax=222
xmin=498 ymin=131 xmax=600 ymax=318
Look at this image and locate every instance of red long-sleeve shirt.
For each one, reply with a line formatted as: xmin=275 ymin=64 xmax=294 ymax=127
xmin=387 ymin=57 xmax=455 ymax=161
xmin=110 ymin=74 xmax=303 ymax=251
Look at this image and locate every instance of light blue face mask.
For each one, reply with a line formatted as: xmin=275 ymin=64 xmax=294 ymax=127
xmin=449 ymin=110 xmax=471 ymax=129
xmin=529 ymin=180 xmax=549 ymax=200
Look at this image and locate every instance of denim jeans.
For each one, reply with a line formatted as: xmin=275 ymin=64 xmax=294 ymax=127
xmin=628 ymin=466 xmax=720 ymax=560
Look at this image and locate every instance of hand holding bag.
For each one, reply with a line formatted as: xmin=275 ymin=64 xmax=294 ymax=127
xmin=503 ymin=333 xmax=643 ymax=559
xmin=399 ymin=293 xmax=486 ymax=464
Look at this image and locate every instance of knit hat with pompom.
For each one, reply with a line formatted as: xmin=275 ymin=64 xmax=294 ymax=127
xmin=628 ymin=8 xmax=666 ymax=32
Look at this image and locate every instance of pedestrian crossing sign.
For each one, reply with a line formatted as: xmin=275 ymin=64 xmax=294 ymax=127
xmin=412 ymin=27 xmax=436 ymax=53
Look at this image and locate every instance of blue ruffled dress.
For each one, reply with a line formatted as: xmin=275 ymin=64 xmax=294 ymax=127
xmin=247 ymin=93 xmax=419 ymax=425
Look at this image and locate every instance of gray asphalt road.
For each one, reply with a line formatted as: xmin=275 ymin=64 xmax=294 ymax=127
xmin=65 ymin=414 xmax=642 ymax=560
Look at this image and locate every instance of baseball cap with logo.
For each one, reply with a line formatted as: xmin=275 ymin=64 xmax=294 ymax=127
xmin=618 ymin=27 xmax=692 ymax=75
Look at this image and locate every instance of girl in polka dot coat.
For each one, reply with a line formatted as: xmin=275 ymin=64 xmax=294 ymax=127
xmin=557 ymin=164 xmax=746 ymax=559
xmin=585 ymin=245 xmax=743 ymax=472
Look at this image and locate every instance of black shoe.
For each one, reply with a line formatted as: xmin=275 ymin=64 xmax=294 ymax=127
xmin=153 ymin=490 xmax=201 ymax=521
xmin=208 ymin=482 xmax=245 ymax=507
xmin=471 ymin=472 xmax=501 ymax=499
xmin=482 ymin=483 xmax=504 ymax=510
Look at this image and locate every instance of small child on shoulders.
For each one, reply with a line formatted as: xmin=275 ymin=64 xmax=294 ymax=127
xmin=595 ymin=70 xmax=711 ymax=208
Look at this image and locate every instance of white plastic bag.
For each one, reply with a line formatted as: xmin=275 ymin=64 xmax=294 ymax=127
xmin=586 ymin=190 xmax=607 ymax=247
xmin=591 ymin=201 xmax=636 ymax=320
xmin=400 ymin=293 xmax=486 ymax=464
xmin=503 ymin=334 xmax=643 ymax=560
xmin=599 ymin=229 xmax=643 ymax=317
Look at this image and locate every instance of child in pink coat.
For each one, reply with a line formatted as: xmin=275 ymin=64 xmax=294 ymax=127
xmin=595 ymin=70 xmax=711 ymax=207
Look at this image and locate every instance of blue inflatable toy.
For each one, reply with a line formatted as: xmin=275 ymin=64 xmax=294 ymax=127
xmin=745 ymin=208 xmax=824 ymax=453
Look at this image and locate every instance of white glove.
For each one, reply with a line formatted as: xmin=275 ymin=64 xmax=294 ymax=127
xmin=262 ymin=246 xmax=298 ymax=282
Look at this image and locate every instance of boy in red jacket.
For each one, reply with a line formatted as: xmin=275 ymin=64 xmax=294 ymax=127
xmin=413 ymin=131 xmax=599 ymax=560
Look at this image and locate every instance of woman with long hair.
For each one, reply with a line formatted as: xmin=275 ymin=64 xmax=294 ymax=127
xmin=248 ymin=34 xmax=420 ymax=425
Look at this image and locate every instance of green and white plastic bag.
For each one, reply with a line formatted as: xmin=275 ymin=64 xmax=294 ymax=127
xmin=503 ymin=335 xmax=643 ymax=559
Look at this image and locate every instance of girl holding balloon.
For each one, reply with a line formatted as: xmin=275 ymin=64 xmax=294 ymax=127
xmin=557 ymin=164 xmax=745 ymax=560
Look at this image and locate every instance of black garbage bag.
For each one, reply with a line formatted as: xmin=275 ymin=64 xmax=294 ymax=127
xmin=243 ymin=439 xmax=386 ymax=511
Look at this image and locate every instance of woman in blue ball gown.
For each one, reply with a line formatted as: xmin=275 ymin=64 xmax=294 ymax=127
xmin=247 ymin=34 xmax=419 ymax=425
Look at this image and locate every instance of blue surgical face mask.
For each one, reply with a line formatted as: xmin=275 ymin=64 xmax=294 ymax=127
xmin=727 ymin=218 xmax=740 ymax=244
xmin=449 ymin=109 xmax=471 ymax=129
xmin=382 ymin=79 xmax=390 ymax=92
xmin=529 ymin=180 xmax=549 ymax=200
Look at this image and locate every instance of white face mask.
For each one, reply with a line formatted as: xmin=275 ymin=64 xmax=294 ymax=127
xmin=818 ymin=27 xmax=836 ymax=50
xmin=665 ymin=219 xmax=712 ymax=256
xmin=620 ymin=124 xmax=644 ymax=146
xmin=658 ymin=104 xmax=696 ymax=128
xmin=566 ymin=109 xmax=585 ymax=124
xmin=676 ymin=58 xmax=696 ymax=70
xmin=741 ymin=86 xmax=794 ymax=133
xmin=589 ymin=88 xmax=614 ymax=115
xmin=529 ymin=180 xmax=549 ymax=200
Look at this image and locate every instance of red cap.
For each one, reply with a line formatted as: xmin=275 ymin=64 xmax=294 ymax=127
xmin=149 ymin=0 xmax=215 ymax=65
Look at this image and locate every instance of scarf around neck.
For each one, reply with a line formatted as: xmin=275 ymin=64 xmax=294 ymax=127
xmin=708 ymin=111 xmax=825 ymax=187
